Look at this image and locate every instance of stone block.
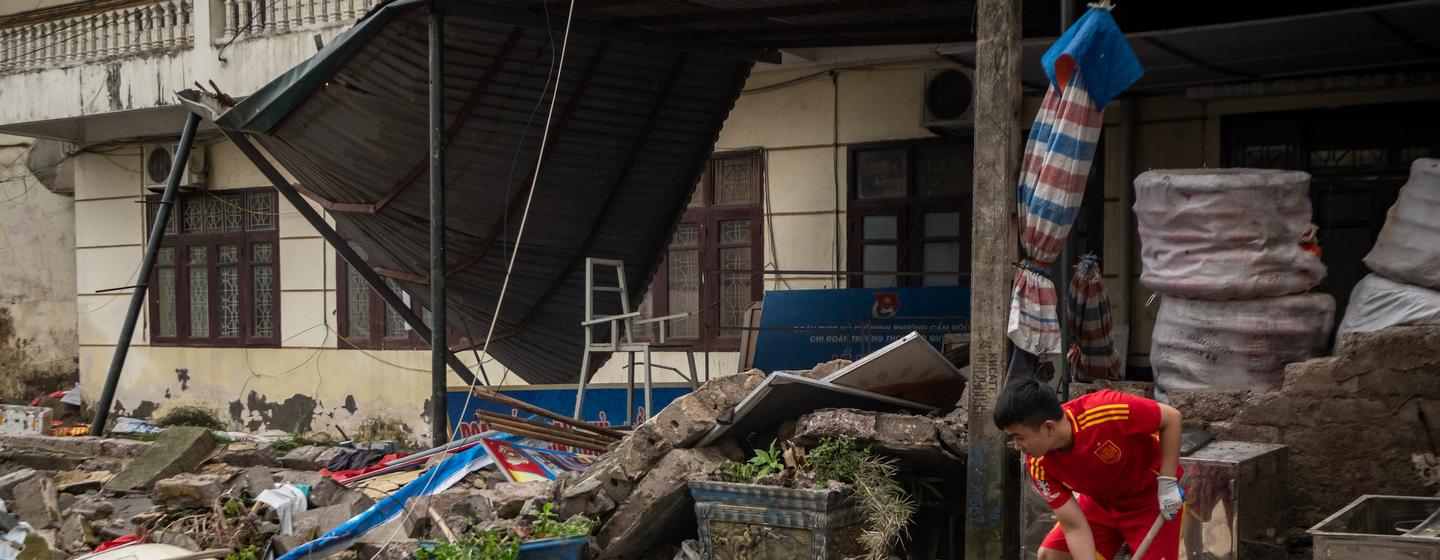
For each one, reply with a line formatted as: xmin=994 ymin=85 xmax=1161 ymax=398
xmin=64 ymin=494 xmax=115 ymax=521
xmin=12 ymin=476 xmax=61 ymax=529
xmin=791 ymin=408 xmax=962 ymax=471
xmin=234 ymin=466 xmax=278 ymax=497
xmin=0 ymin=406 xmax=52 ymax=436
xmin=1167 ymin=389 xmax=1251 ymax=423
xmin=610 ymin=422 xmax=673 ymax=482
xmin=0 ymin=468 xmax=37 ymax=501
xmin=57 ymin=514 xmax=95 ymax=554
xmin=480 ymin=481 xmax=553 ymax=519
xmin=151 ymin=472 xmax=232 ymax=508
xmin=217 ymin=442 xmax=279 ymax=467
xmin=292 ymin=498 xmax=372 ymax=539
xmin=354 ymin=538 xmax=420 ymax=560
xmin=272 ymin=469 xmax=350 ymax=507
xmin=279 ymin=445 xmax=344 ymax=471
xmin=646 ymin=370 xmax=765 ymax=449
xmin=103 ymin=426 xmax=217 ymax=493
xmin=409 ymin=488 xmax=489 ymax=536
xmin=595 ymin=444 xmax=741 ymax=560
xmin=556 ymin=456 xmax=630 ymax=519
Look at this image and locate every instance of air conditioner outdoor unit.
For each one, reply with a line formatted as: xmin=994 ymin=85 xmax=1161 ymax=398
xmin=143 ymin=143 xmax=206 ymax=190
xmin=920 ymin=67 xmax=975 ymax=131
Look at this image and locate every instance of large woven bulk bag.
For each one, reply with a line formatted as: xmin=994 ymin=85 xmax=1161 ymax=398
xmin=1335 ymin=273 xmax=1440 ymax=352
xmin=1364 ymin=159 xmax=1440 ymax=290
xmin=1151 ymin=293 xmax=1335 ymax=395
xmin=1135 ymin=169 xmax=1325 ymax=300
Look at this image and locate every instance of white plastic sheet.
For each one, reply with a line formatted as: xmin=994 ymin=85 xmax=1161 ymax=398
xmin=255 ymin=484 xmax=308 ymax=536
xmin=1335 ymin=273 xmax=1440 ymax=351
xmin=1365 ymin=159 xmax=1440 ymax=290
xmin=1152 ymin=293 xmax=1334 ymax=397
xmin=1135 ymin=169 xmax=1325 ymax=300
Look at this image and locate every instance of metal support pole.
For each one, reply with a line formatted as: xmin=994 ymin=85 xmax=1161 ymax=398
xmin=90 ymin=112 xmax=203 ymax=436
xmin=968 ymin=0 xmax=1023 ymax=558
xmin=209 ymin=130 xmax=480 ymax=389
xmin=428 ymin=2 xmax=449 ymax=447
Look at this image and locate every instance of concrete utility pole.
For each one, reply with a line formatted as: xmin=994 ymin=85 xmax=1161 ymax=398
xmin=429 ymin=1 xmax=449 ymax=447
xmin=967 ymin=0 xmax=1023 ymax=557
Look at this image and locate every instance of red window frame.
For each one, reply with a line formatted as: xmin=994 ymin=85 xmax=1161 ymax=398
xmin=146 ymin=188 xmax=281 ymax=348
xmin=846 ymin=138 xmax=973 ymax=288
xmin=648 ymin=151 xmax=765 ymax=352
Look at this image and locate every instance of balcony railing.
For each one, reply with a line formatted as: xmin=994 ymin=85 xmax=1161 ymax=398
xmin=0 ymin=0 xmax=193 ymax=74
xmin=220 ymin=0 xmax=377 ymax=42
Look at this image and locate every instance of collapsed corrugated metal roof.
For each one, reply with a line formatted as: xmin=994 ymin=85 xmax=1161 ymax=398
xmin=210 ymin=0 xmax=766 ymax=384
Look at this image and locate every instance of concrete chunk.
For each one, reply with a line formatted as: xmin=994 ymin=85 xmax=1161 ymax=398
xmin=646 ymin=370 xmax=764 ymax=448
xmin=12 ymin=476 xmax=61 ymax=529
xmin=151 ymin=472 xmax=232 ymax=508
xmin=479 ymin=481 xmax=553 ymax=519
xmin=792 ymin=408 xmax=964 ymax=471
xmin=278 ymin=445 xmax=343 ymax=470
xmin=103 ymin=426 xmax=217 ymax=493
xmin=217 ymin=442 xmax=279 ymax=467
xmin=595 ymin=443 xmax=741 ymax=560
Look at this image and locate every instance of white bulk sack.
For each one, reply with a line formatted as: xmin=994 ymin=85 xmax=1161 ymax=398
xmin=1135 ymin=169 xmax=1325 ymax=300
xmin=1365 ymin=159 xmax=1440 ymax=290
xmin=1152 ymin=293 xmax=1335 ymax=395
xmin=1335 ymin=273 xmax=1440 ymax=351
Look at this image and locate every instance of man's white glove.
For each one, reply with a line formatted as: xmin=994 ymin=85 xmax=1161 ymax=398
xmin=1156 ymin=475 xmax=1184 ymax=521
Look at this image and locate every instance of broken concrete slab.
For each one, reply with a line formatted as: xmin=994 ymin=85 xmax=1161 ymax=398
xmin=272 ymin=469 xmax=353 ymax=508
xmin=234 ymin=465 xmax=278 ymax=497
xmin=103 ymin=426 xmax=217 ymax=493
xmin=0 ymin=468 xmax=36 ymax=501
xmin=409 ymin=488 xmax=489 ymax=536
xmin=151 ymin=472 xmax=234 ymax=508
xmin=355 ymin=539 xmax=420 ymax=560
xmin=556 ymin=456 xmax=630 ymax=520
xmin=595 ymin=443 xmax=741 ymax=560
xmin=697 ymin=372 xmax=936 ymax=447
xmin=57 ymin=514 xmax=95 ymax=554
xmin=292 ymin=497 xmax=373 ymax=540
xmin=479 ymin=481 xmax=554 ymax=519
xmin=646 ymin=369 xmax=765 ymax=449
xmin=0 ymin=405 xmax=52 ymax=436
xmin=12 ymin=476 xmax=61 ymax=529
xmin=0 ymin=435 xmax=151 ymax=458
xmin=279 ymin=445 xmax=343 ymax=471
xmin=65 ymin=494 xmax=115 ymax=521
xmin=791 ymin=408 xmax=964 ymax=471
xmin=216 ymin=442 xmax=279 ymax=467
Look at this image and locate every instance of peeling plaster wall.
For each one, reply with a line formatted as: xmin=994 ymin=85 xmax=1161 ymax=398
xmin=0 ymin=134 xmax=77 ymax=402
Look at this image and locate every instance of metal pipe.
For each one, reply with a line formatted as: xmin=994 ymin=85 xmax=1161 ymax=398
xmin=90 ymin=112 xmax=202 ymax=436
xmin=429 ymin=2 xmax=449 ymax=447
xmin=211 ymin=130 xmax=480 ymax=388
xmin=472 ymin=387 xmax=627 ymax=438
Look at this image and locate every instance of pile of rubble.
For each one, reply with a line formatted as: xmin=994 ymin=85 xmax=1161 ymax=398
xmin=0 ymin=355 xmax=970 ymax=559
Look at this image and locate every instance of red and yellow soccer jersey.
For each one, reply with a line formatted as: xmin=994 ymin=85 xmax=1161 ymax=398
xmin=1025 ymin=390 xmax=1180 ymax=511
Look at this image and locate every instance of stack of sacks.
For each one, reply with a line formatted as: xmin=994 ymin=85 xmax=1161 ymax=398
xmin=1336 ymin=159 xmax=1440 ymax=350
xmin=1134 ymin=169 xmax=1334 ymax=396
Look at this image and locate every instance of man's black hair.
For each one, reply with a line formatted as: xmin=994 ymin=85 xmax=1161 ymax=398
xmin=992 ymin=378 xmax=1064 ymax=430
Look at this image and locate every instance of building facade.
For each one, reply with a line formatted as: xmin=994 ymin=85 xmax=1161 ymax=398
xmin=1 ymin=0 xmax=1436 ymax=436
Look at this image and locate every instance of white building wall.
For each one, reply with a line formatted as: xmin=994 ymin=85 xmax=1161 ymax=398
xmin=0 ymin=133 xmax=77 ymax=402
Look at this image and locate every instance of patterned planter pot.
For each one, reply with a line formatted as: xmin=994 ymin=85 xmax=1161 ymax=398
xmin=689 ymin=481 xmax=864 ymax=560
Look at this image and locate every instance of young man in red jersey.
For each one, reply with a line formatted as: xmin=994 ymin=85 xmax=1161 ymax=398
xmin=994 ymin=379 xmax=1186 ymax=560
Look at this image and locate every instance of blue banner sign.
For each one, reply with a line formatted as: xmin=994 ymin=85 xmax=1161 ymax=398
xmin=752 ymin=286 xmax=970 ymax=372
xmin=446 ymin=385 xmax=691 ymax=439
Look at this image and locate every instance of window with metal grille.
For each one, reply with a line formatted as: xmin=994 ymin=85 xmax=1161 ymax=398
xmin=335 ymin=242 xmax=432 ymax=350
xmin=147 ymin=189 xmax=280 ymax=347
xmin=646 ymin=150 xmax=764 ymax=351
xmin=847 ymin=139 xmax=972 ymax=288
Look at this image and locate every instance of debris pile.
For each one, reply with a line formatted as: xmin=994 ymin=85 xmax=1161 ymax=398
xmin=0 ymin=334 xmax=969 ymax=559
